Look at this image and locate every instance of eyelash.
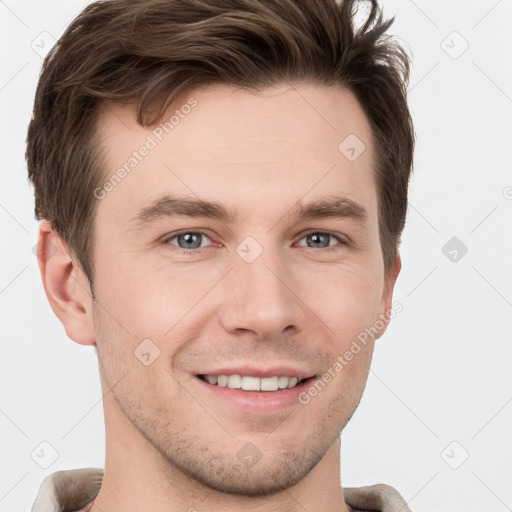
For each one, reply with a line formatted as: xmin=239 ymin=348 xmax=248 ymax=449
xmin=162 ymin=229 xmax=349 ymax=255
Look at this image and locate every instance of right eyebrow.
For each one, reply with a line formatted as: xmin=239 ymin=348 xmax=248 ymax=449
xmin=128 ymin=194 xmax=237 ymax=229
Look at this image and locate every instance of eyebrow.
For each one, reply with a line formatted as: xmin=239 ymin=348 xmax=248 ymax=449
xmin=128 ymin=194 xmax=368 ymax=228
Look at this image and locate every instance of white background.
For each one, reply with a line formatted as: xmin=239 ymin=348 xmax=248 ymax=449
xmin=1 ymin=1 xmax=511 ymax=511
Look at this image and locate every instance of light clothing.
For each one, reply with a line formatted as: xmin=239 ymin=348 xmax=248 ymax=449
xmin=32 ymin=467 xmax=412 ymax=512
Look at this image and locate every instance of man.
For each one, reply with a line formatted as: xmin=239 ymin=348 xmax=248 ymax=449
xmin=27 ymin=0 xmax=415 ymax=510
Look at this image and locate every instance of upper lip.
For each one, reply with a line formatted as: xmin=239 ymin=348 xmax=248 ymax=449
xmin=196 ymin=364 xmax=316 ymax=380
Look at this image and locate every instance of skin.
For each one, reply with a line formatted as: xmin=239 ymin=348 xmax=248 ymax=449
xmin=37 ymin=83 xmax=401 ymax=512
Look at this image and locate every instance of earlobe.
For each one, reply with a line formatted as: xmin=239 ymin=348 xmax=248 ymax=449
xmin=375 ymin=252 xmax=402 ymax=341
xmin=37 ymin=220 xmax=96 ymax=346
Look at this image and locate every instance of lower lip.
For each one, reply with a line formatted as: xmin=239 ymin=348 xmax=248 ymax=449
xmin=194 ymin=376 xmax=316 ymax=414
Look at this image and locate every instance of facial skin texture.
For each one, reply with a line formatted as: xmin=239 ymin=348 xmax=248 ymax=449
xmin=38 ymin=83 xmax=401 ymax=512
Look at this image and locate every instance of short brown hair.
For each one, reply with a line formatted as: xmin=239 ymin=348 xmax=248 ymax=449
xmin=26 ymin=0 xmax=414 ymax=293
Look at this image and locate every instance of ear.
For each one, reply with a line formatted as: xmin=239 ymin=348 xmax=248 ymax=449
xmin=36 ymin=220 xmax=96 ymax=346
xmin=374 ymin=252 xmax=402 ymax=341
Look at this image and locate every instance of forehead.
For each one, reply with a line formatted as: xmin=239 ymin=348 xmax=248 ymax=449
xmin=94 ymin=82 xmax=377 ymax=227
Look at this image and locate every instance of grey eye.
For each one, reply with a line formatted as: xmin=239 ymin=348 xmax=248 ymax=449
xmin=298 ymin=232 xmax=339 ymax=249
xmin=169 ymin=232 xmax=209 ymax=250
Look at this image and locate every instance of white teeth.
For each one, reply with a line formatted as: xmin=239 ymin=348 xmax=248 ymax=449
xmin=201 ymin=374 xmax=305 ymax=391
xmin=227 ymin=375 xmax=242 ymax=388
xmin=242 ymin=376 xmax=260 ymax=391
xmin=287 ymin=377 xmax=298 ymax=388
xmin=260 ymin=376 xmax=279 ymax=391
xmin=278 ymin=376 xmax=289 ymax=389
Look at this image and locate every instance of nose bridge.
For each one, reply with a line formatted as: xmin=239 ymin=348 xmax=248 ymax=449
xmin=219 ymin=241 xmax=302 ymax=338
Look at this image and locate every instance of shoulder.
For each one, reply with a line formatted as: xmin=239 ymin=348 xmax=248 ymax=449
xmin=32 ymin=468 xmax=103 ymax=512
xmin=344 ymin=483 xmax=411 ymax=512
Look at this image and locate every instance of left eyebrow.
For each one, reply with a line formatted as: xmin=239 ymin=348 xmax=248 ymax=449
xmin=292 ymin=196 xmax=368 ymax=225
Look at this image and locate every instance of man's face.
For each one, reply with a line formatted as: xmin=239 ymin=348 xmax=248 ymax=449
xmin=87 ymin=83 xmax=396 ymax=494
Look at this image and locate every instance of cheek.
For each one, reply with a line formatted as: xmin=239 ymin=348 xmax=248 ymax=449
xmin=94 ymin=303 xmax=181 ymax=410
xmin=94 ymin=228 xmax=384 ymax=346
xmin=94 ymin=247 xmax=212 ymax=338
xmin=303 ymin=263 xmax=383 ymax=337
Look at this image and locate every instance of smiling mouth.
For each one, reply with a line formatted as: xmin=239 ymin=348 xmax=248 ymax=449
xmin=197 ymin=374 xmax=312 ymax=392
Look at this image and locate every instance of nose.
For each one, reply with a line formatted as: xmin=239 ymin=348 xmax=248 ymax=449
xmin=217 ymin=245 xmax=305 ymax=340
